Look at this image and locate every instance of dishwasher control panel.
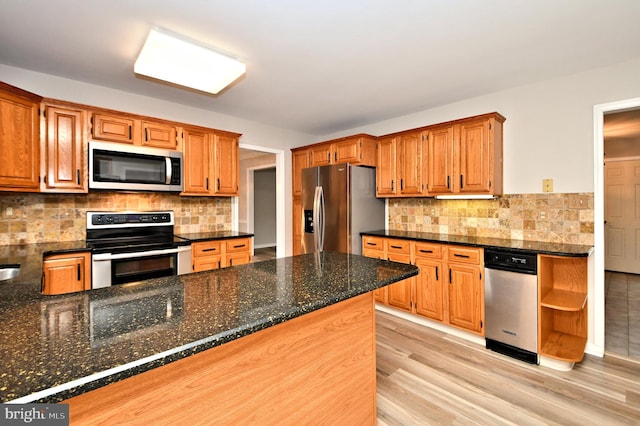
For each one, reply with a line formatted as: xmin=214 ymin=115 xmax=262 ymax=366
xmin=484 ymin=249 xmax=537 ymax=274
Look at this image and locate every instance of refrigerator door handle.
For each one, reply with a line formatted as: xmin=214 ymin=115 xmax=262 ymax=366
xmin=313 ymin=186 xmax=325 ymax=252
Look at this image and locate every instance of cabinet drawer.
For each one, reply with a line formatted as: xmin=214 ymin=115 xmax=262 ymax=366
xmin=193 ymin=241 xmax=222 ymax=258
xmin=447 ymin=246 xmax=482 ymax=264
xmin=385 ymin=239 xmax=411 ymax=255
xmin=226 ymin=238 xmax=251 ymax=253
xmin=415 ymin=242 xmax=442 ymax=259
xmin=362 ymin=236 xmax=384 ymax=251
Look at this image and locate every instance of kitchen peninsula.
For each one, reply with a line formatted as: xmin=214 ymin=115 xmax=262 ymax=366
xmin=0 ymin=251 xmax=417 ymax=424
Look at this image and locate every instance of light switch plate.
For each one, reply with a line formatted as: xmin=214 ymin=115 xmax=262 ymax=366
xmin=542 ymin=179 xmax=553 ymax=192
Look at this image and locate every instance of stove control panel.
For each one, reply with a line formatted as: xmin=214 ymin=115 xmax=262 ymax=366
xmin=87 ymin=211 xmax=174 ymax=227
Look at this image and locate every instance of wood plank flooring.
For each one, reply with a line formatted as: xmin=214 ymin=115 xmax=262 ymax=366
xmin=376 ymin=310 xmax=640 ymax=425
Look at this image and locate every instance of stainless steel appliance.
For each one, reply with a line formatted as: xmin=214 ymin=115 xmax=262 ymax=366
xmin=484 ymin=248 xmax=538 ymax=364
xmin=86 ymin=211 xmax=192 ymax=289
xmin=89 ymin=141 xmax=183 ymax=192
xmin=301 ymin=164 xmax=385 ymax=255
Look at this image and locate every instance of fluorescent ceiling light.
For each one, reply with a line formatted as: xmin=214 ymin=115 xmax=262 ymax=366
xmin=135 ymin=29 xmax=246 ymax=95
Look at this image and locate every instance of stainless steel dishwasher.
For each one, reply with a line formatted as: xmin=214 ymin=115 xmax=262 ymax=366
xmin=484 ymin=248 xmax=538 ymax=364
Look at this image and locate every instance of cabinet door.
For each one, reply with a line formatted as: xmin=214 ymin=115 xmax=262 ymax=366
xmin=183 ymin=128 xmax=212 ymax=195
xmin=225 ymin=252 xmax=251 ymax=267
xmin=142 ymin=120 xmax=177 ymax=149
xmin=458 ymin=119 xmax=491 ymax=193
xmin=43 ymin=105 xmax=86 ymax=192
xmin=292 ymin=149 xmax=309 ymax=198
xmin=309 ymin=144 xmax=332 ymax=166
xmin=397 ymin=131 xmax=424 ymax=195
xmin=91 ymin=113 xmax=135 ymax=144
xmin=0 ymin=89 xmax=40 ymax=190
xmin=333 ymin=138 xmax=360 ymax=163
xmin=193 ymin=256 xmax=221 ymax=272
xmin=42 ymin=253 xmax=90 ymax=295
xmin=427 ymin=125 xmax=455 ymax=194
xmin=386 ymin=249 xmax=413 ymax=313
xmin=414 ymin=258 xmax=444 ymax=321
xmin=447 ymin=263 xmax=483 ymax=334
xmin=376 ymin=136 xmax=397 ymax=196
xmin=293 ymin=198 xmax=303 ymax=255
xmin=362 ymin=241 xmax=387 ymax=304
xmin=213 ymin=133 xmax=239 ymax=195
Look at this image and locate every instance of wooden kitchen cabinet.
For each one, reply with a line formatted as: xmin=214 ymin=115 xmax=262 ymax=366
xmin=426 ymin=113 xmax=505 ymax=196
xmin=0 ymin=82 xmax=42 ymax=192
xmin=396 ymin=131 xmax=427 ymax=196
xmin=306 ymin=134 xmax=377 ymax=168
xmin=182 ymin=126 xmax=241 ymax=196
xmin=41 ymin=102 xmax=87 ymax=193
xmin=292 ymin=198 xmax=304 ymax=256
xmin=42 ymin=252 xmax=91 ymax=295
xmin=414 ymin=242 xmax=444 ymax=321
xmin=385 ymin=239 xmax=414 ymax=313
xmin=362 ymin=236 xmax=387 ymax=303
xmin=375 ymin=136 xmax=397 ymax=196
xmin=192 ymin=237 xmax=252 ymax=272
xmin=90 ymin=111 xmax=178 ymax=149
xmin=446 ymin=246 xmax=484 ymax=334
xmin=538 ymin=254 xmax=588 ymax=362
xmin=292 ymin=149 xmax=309 ymax=198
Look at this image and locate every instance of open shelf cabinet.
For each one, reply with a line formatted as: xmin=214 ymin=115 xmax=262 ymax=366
xmin=538 ymin=254 xmax=588 ymax=362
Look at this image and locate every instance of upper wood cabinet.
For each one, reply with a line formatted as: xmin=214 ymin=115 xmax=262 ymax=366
xmin=90 ymin=111 xmax=178 ymax=149
xmin=0 ymin=82 xmax=42 ymax=192
xmin=182 ymin=126 xmax=240 ymax=196
xmin=292 ymin=149 xmax=309 ymax=198
xmin=41 ymin=102 xmax=87 ymax=193
xmin=375 ymin=136 xmax=397 ymax=196
xmin=426 ymin=113 xmax=505 ymax=196
xmin=306 ymin=134 xmax=377 ymax=168
xmin=396 ymin=131 xmax=427 ymax=196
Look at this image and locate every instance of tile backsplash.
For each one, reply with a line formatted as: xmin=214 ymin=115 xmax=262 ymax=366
xmin=0 ymin=193 xmax=232 ymax=246
xmin=388 ymin=193 xmax=594 ymax=246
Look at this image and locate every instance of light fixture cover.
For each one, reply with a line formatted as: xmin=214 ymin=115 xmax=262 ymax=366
xmin=134 ymin=29 xmax=246 ymax=95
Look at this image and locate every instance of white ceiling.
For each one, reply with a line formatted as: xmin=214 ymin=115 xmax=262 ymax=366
xmin=2 ymin=1 xmax=640 ymax=136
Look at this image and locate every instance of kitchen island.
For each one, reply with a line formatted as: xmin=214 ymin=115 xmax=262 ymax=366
xmin=0 ymin=252 xmax=417 ymax=424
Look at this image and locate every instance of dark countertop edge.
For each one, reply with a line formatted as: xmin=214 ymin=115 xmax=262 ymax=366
xmin=361 ymin=230 xmax=594 ymax=257
xmin=174 ymin=232 xmax=255 ymax=243
xmin=17 ymin=262 xmax=419 ymax=404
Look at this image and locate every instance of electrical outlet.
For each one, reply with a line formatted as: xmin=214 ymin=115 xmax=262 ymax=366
xmin=5 ymin=207 xmax=12 ymax=216
xmin=542 ymin=179 xmax=553 ymax=193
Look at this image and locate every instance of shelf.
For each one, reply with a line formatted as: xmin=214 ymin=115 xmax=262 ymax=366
xmin=540 ymin=289 xmax=587 ymax=311
xmin=540 ymin=332 xmax=587 ymax=363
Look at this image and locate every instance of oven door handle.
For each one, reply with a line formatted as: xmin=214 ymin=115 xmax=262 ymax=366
xmin=92 ymin=246 xmax=188 ymax=261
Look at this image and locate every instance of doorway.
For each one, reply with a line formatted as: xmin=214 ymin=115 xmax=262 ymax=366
xmin=595 ymin=98 xmax=640 ymax=360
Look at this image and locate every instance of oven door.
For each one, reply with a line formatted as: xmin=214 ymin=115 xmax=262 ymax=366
xmin=92 ymin=246 xmax=191 ymax=289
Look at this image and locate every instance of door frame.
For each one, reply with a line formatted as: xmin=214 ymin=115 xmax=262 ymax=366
xmin=593 ymin=96 xmax=640 ymax=356
xmin=232 ymin=144 xmax=286 ymax=259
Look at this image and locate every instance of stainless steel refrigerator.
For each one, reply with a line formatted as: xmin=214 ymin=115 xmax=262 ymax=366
xmin=301 ymin=164 xmax=385 ymax=255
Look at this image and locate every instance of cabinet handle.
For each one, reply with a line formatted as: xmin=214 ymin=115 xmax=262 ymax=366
xmin=419 ymin=249 xmax=433 ymax=253
xmin=229 ymin=258 xmax=233 ymax=266
xmin=435 ymin=266 xmax=439 ymax=281
xmin=145 ymin=128 xmax=149 ymax=141
xmin=366 ymin=242 xmax=377 ymax=246
xmin=217 ymin=178 xmax=221 ymax=190
xmin=218 ymin=260 xmax=221 ymax=269
xmin=77 ymin=264 xmax=81 ymax=281
xmin=128 ymin=125 xmax=132 ymax=140
xmin=390 ymin=245 xmax=402 ymax=249
xmin=447 ymin=176 xmax=450 ymax=189
xmin=449 ymin=268 xmax=452 ymax=284
xmin=206 ymin=178 xmax=209 ymax=190
xmin=454 ymin=253 xmax=470 ymax=259
xmin=202 ymin=248 xmax=218 ymax=253
xmin=233 ymin=244 xmax=246 ymax=249
xmin=460 ymin=174 xmax=464 ymax=189
xmin=400 ymin=179 xmax=404 ymax=190
xmin=334 ymin=152 xmax=337 ymax=162
xmin=391 ymin=180 xmax=395 ymax=191
xmin=76 ymin=169 xmax=80 ymax=185
xmin=327 ymin=153 xmax=331 ymax=162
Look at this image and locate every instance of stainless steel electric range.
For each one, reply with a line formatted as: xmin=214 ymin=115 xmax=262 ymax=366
xmin=86 ymin=211 xmax=192 ymax=289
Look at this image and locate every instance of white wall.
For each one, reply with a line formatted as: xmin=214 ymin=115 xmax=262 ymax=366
xmin=0 ymin=64 xmax=317 ymax=255
xmin=320 ymin=58 xmax=640 ymax=195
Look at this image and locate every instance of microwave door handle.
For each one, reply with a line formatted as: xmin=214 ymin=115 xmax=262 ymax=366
xmin=165 ymin=157 xmax=172 ymax=184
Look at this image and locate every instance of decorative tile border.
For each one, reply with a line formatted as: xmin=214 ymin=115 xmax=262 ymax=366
xmin=0 ymin=193 xmax=232 ymax=246
xmin=388 ymin=193 xmax=594 ymax=245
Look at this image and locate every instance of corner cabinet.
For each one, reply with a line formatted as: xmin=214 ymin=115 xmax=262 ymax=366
xmin=0 ymin=82 xmax=42 ymax=192
xmin=538 ymin=254 xmax=588 ymax=363
xmin=182 ymin=126 xmax=241 ymax=196
xmin=41 ymin=102 xmax=87 ymax=193
xmin=42 ymin=252 xmax=92 ymax=295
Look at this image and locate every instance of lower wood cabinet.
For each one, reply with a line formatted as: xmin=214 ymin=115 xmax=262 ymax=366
xmin=42 ymin=252 xmax=91 ymax=295
xmin=362 ymin=236 xmax=484 ymax=336
xmin=192 ymin=238 xmax=252 ymax=272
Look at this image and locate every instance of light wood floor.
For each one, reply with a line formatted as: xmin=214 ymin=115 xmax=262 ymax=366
xmin=376 ymin=311 xmax=640 ymax=425
xmin=605 ymin=271 xmax=640 ymax=359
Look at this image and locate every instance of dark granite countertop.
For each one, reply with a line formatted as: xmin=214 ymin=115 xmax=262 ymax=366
xmin=361 ymin=230 xmax=593 ymax=257
xmin=0 ymin=252 xmax=418 ymax=403
xmin=174 ymin=231 xmax=254 ymax=243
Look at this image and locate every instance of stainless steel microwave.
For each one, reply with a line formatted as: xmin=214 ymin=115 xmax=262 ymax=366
xmin=89 ymin=141 xmax=183 ymax=192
